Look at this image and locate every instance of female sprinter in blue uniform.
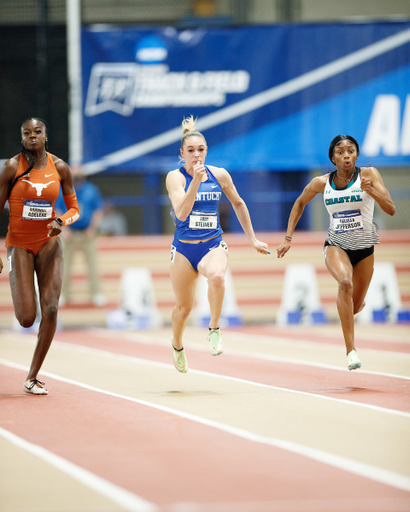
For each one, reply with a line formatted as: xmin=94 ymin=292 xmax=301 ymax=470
xmin=166 ymin=116 xmax=269 ymax=373
xmin=277 ymin=135 xmax=395 ymax=371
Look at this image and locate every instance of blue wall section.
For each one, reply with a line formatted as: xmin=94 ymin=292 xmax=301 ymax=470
xmin=82 ymin=22 xmax=410 ymax=174
xmin=207 ymin=63 xmax=410 ymax=170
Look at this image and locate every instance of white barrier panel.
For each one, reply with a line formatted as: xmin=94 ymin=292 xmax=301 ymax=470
xmin=277 ymin=264 xmax=326 ymax=325
xmin=357 ymin=262 xmax=410 ymax=323
xmin=107 ymin=267 xmax=162 ymax=330
xmin=195 ymin=268 xmax=242 ymax=327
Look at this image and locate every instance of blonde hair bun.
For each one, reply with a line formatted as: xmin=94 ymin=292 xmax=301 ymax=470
xmin=181 ymin=115 xmax=197 ymax=135
xmin=179 ymin=116 xmax=206 ymax=160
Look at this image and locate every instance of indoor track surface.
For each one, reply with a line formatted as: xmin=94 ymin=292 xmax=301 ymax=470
xmin=1 ymin=323 xmax=410 ymax=512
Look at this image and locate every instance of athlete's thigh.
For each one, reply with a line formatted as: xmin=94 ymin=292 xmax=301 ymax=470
xmin=197 ymin=245 xmax=228 ymax=279
xmin=324 ymin=245 xmax=353 ymax=282
xmin=352 ymin=253 xmax=374 ymax=304
xmin=7 ymin=246 xmax=36 ymax=314
xmin=35 ymin=237 xmax=64 ymax=304
xmin=170 ymin=250 xmax=198 ymax=308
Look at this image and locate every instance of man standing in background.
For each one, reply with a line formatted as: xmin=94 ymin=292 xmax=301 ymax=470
xmin=57 ymin=165 xmax=106 ymax=307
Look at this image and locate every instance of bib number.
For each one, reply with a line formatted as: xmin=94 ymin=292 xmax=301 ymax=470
xmin=189 ymin=212 xmax=217 ymax=230
xmin=170 ymin=245 xmax=176 ymax=263
xmin=22 ymin=200 xmax=52 ymax=221
xmin=333 ymin=209 xmax=363 ymax=234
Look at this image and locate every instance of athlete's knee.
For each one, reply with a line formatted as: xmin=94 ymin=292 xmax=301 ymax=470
xmin=337 ymin=274 xmax=353 ymax=295
xmin=207 ymin=270 xmax=225 ymax=289
xmin=41 ymin=304 xmax=59 ymax=323
xmin=174 ymin=304 xmax=192 ymax=321
xmin=17 ymin=311 xmax=37 ymax=328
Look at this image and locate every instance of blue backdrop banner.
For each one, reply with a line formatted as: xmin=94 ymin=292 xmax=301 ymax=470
xmin=82 ymin=22 xmax=410 ymax=174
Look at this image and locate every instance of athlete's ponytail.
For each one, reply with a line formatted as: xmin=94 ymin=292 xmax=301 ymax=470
xmin=180 ymin=115 xmax=206 ymax=149
xmin=8 ymin=146 xmax=35 ymax=197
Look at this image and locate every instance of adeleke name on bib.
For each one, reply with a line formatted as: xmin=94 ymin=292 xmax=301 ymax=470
xmin=22 ymin=200 xmax=53 ymax=220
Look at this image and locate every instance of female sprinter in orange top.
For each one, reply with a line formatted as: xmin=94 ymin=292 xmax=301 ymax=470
xmin=0 ymin=118 xmax=80 ymax=394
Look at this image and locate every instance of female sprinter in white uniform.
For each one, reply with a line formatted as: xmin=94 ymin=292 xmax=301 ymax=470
xmin=166 ymin=116 xmax=269 ymax=373
xmin=277 ymin=135 xmax=395 ymax=370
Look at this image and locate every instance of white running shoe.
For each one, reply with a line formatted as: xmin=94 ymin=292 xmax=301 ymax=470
xmin=23 ymin=379 xmax=48 ymax=395
xmin=172 ymin=339 xmax=188 ymax=373
xmin=208 ymin=328 xmax=224 ymax=356
xmin=347 ymin=350 xmax=361 ymax=371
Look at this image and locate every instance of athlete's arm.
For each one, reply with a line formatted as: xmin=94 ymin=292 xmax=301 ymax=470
xmin=212 ymin=166 xmax=269 ymax=255
xmin=47 ymin=157 xmax=80 ymax=236
xmin=166 ymin=166 xmax=204 ymax=222
xmin=277 ymin=175 xmax=326 ymax=259
xmin=0 ymin=157 xmax=19 ymax=273
xmin=360 ymin=167 xmax=396 ymax=216
xmin=0 ymin=156 xmax=18 ymax=213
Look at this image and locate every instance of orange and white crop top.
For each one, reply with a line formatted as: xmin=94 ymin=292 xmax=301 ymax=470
xmin=7 ymin=152 xmax=61 ymax=235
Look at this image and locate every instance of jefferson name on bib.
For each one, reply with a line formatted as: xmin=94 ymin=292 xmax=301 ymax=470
xmin=333 ymin=209 xmax=363 ymax=234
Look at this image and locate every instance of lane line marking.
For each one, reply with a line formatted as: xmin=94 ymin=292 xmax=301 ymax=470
xmin=3 ymin=337 xmax=410 ymax=419
xmin=222 ymin=329 xmax=410 ymax=358
xmin=0 ymin=427 xmax=157 ymax=512
xmin=2 ymin=334 xmax=410 ymax=416
xmin=87 ymin=328 xmax=410 ymax=381
xmin=54 ymin=342 xmax=410 ymax=416
xmin=1 ymin=359 xmax=410 ymax=493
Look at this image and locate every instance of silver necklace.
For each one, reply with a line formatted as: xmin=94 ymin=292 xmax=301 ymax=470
xmin=336 ymin=173 xmax=353 ymax=182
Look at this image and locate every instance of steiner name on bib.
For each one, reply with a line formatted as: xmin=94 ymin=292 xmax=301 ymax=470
xmin=189 ymin=213 xmax=217 ymax=230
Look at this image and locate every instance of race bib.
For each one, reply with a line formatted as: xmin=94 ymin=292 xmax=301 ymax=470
xmin=170 ymin=245 xmax=176 ymax=263
xmin=333 ymin=209 xmax=363 ymax=234
xmin=189 ymin=212 xmax=217 ymax=230
xmin=22 ymin=200 xmax=53 ymax=221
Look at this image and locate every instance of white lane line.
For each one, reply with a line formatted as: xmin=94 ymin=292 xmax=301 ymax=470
xmin=53 ymin=342 xmax=410 ymax=417
xmin=222 ymin=329 xmax=410 ymax=358
xmin=4 ymin=332 xmax=410 ymax=418
xmin=0 ymin=427 xmax=157 ymax=512
xmin=4 ymin=334 xmax=410 ymax=417
xmin=1 ymin=358 xmax=410 ymax=494
xmin=88 ymin=328 xmax=410 ymax=381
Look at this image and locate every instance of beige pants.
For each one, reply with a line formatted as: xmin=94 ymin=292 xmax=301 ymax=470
xmin=61 ymin=231 xmax=101 ymax=300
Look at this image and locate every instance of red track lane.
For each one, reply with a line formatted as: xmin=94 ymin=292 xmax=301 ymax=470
xmin=234 ymin=325 xmax=410 ymax=354
xmin=53 ymin=330 xmax=410 ymax=413
xmin=1 ymin=364 xmax=409 ymax=512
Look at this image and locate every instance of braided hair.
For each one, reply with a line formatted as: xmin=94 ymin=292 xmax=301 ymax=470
xmin=9 ymin=118 xmax=49 ymax=197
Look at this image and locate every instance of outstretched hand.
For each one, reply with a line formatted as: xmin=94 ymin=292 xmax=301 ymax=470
xmin=252 ymin=239 xmax=270 ymax=255
xmin=277 ymin=239 xmax=291 ymax=258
